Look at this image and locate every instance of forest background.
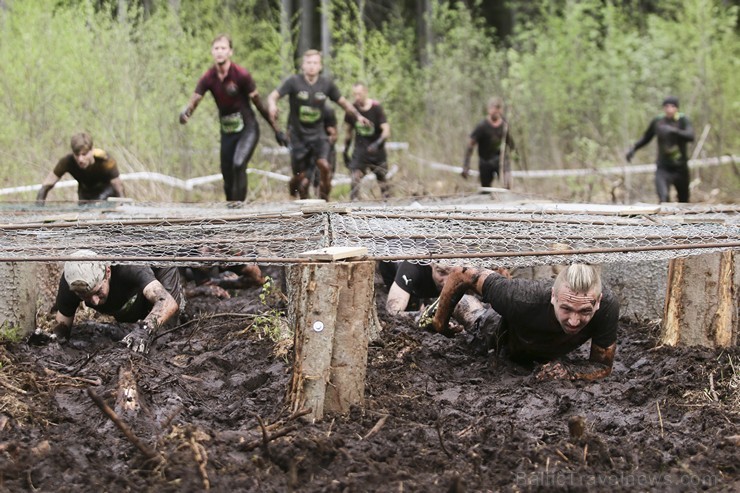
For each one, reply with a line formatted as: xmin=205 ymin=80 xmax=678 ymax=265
xmin=0 ymin=0 xmax=738 ymax=202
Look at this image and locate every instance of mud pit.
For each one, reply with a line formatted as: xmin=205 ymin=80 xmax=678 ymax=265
xmin=1 ymin=267 xmax=738 ymax=492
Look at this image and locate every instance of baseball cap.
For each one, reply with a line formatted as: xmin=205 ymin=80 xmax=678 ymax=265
xmin=662 ymin=96 xmax=679 ymax=107
xmin=64 ymin=249 xmax=107 ymax=295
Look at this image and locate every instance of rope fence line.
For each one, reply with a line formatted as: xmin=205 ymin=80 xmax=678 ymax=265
xmin=1 ymin=142 xmax=734 ymax=196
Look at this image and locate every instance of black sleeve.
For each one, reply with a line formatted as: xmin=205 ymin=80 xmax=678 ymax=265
xmin=55 ymin=276 xmax=81 ymax=318
xmin=276 ymin=75 xmax=295 ymax=97
xmin=675 ymin=116 xmax=695 ymax=141
xmin=632 ymin=119 xmax=657 ymax=151
xmin=590 ymin=291 xmax=619 ymax=348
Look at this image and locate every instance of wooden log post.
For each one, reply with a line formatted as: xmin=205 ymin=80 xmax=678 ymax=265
xmin=0 ymin=262 xmax=53 ymax=339
xmin=662 ymin=251 xmax=739 ymax=347
xmin=286 ymin=260 xmax=375 ymax=422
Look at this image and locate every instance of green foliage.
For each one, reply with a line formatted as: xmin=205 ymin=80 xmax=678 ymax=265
xmin=0 ymin=322 xmax=23 ymax=344
xmin=0 ymin=0 xmax=737 ymax=202
xmin=251 ymin=276 xmax=287 ymax=343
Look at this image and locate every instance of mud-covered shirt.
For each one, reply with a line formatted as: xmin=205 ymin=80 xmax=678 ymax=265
xmin=632 ymin=114 xmax=694 ymax=168
xmin=195 ymin=63 xmax=257 ymax=122
xmin=470 ymin=118 xmax=514 ymax=161
xmin=393 ymin=262 xmax=440 ymax=299
xmin=482 ymin=273 xmax=619 ymax=362
xmin=56 ymin=265 xmax=180 ymax=322
xmin=344 ymin=100 xmax=387 ymax=155
xmin=277 ymin=74 xmax=342 ymax=141
xmin=52 ymin=149 xmax=121 ymax=198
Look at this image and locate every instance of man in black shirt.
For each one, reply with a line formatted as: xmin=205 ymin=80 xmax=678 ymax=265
xmin=386 ymin=262 xmax=489 ymax=330
xmin=37 ymin=132 xmax=125 ymax=203
xmin=463 ymin=97 xmax=515 ymax=189
xmin=626 ymin=96 xmax=695 ymax=203
xmin=343 ymin=82 xmax=391 ymax=201
xmin=267 ymin=50 xmax=369 ymax=200
xmin=39 ymin=250 xmax=182 ymax=353
xmin=422 ymin=263 xmax=618 ymax=381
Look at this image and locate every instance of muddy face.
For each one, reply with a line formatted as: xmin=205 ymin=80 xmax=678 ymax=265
xmin=550 ymin=286 xmax=601 ymax=334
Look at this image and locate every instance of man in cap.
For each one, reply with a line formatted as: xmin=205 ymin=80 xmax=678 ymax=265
xmin=626 ymin=96 xmax=695 ymax=203
xmin=36 ymin=250 xmax=182 ymax=353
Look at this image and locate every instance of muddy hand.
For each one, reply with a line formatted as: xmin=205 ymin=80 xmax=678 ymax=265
xmin=534 ymin=361 xmax=572 ymax=381
xmin=122 ymin=321 xmax=153 ymax=354
xmin=417 ymin=298 xmax=461 ymax=338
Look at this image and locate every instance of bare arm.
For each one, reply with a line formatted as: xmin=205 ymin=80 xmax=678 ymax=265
xmin=462 ymin=138 xmax=476 ymax=178
xmin=36 ymin=170 xmax=61 ymax=201
xmin=326 ymin=125 xmax=338 ymax=145
xmin=337 ymin=96 xmax=370 ymax=127
xmin=141 ymin=280 xmax=179 ymax=328
xmin=267 ymin=89 xmax=281 ymax=125
xmin=111 ymin=177 xmax=125 ymax=197
xmin=250 ymin=90 xmax=279 ymax=132
xmin=179 ymin=93 xmax=204 ymax=124
xmin=386 ymin=282 xmax=412 ymax=315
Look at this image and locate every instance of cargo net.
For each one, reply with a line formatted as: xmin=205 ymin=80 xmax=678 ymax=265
xmin=0 ymin=201 xmax=738 ymax=268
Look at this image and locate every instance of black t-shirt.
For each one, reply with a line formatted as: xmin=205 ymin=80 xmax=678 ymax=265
xmin=345 ymin=100 xmax=387 ymax=156
xmin=482 ymin=273 xmax=618 ymax=362
xmin=470 ymin=118 xmax=514 ymax=161
xmin=56 ymin=265 xmax=180 ymax=322
xmin=53 ymin=149 xmax=121 ymax=198
xmin=633 ymin=114 xmax=693 ymax=167
xmin=393 ymin=262 xmax=440 ymax=299
xmin=277 ymin=74 xmax=342 ymax=141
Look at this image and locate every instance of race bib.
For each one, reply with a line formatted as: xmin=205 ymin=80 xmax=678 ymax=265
xmin=220 ymin=112 xmax=244 ymax=133
xmin=355 ymin=121 xmax=375 ymax=137
xmin=299 ymin=105 xmax=322 ymax=124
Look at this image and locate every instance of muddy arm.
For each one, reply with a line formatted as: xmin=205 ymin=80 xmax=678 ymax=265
xmin=141 ymin=280 xmax=179 ymax=328
xmin=570 ymin=342 xmax=616 ymax=381
xmin=431 ymin=267 xmax=491 ymax=334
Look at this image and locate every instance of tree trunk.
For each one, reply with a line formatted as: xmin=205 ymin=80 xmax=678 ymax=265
xmin=286 ymin=261 xmax=375 ymax=421
xmin=662 ymin=251 xmax=738 ymax=347
xmin=320 ymin=0 xmax=331 ymax=74
xmin=298 ymin=0 xmax=317 ymax=55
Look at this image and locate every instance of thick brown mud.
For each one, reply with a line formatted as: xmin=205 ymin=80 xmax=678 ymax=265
xmin=1 ymin=267 xmax=738 ymax=492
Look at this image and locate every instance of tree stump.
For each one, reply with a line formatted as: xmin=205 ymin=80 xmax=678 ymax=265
xmin=286 ymin=261 xmax=375 ymax=421
xmin=662 ymin=251 xmax=738 ymax=347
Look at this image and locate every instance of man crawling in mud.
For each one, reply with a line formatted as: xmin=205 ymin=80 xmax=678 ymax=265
xmin=421 ymin=263 xmax=618 ymax=381
xmin=31 ymin=249 xmax=182 ymax=354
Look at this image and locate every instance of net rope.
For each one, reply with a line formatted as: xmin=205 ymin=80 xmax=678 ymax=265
xmin=1 ymin=200 xmax=738 ymax=268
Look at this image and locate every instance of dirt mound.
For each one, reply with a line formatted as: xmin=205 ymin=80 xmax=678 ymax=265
xmin=1 ymin=272 xmax=738 ymax=492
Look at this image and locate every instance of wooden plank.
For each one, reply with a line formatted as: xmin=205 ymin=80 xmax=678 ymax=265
xmin=298 ymin=246 xmax=368 ymax=261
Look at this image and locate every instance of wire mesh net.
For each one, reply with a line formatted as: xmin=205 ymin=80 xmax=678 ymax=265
xmin=1 ymin=200 xmax=738 ymax=268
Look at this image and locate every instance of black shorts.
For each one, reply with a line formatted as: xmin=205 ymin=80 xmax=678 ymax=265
xmin=290 ymin=137 xmax=331 ymax=175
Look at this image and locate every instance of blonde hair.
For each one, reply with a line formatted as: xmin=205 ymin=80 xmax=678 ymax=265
xmin=70 ymin=132 xmax=93 ymax=154
xmin=553 ymin=264 xmax=602 ymax=297
xmin=303 ymin=49 xmax=322 ymax=60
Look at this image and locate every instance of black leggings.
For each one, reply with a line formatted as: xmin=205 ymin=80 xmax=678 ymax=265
xmin=655 ymin=164 xmax=690 ymax=203
xmin=220 ymin=118 xmax=259 ymax=201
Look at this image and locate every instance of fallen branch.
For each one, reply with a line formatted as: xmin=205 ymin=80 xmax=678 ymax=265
xmin=435 ymin=420 xmax=453 ymax=458
xmin=239 ymin=425 xmax=300 ymax=452
xmin=363 ymin=414 xmax=388 ymax=440
xmin=0 ymin=377 xmax=28 ymax=395
xmin=87 ymin=387 xmax=162 ymax=464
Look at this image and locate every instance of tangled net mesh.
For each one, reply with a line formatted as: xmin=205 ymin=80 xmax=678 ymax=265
xmin=1 ymin=200 xmax=738 ymax=268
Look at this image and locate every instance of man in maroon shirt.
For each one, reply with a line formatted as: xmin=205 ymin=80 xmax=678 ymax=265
xmin=180 ymin=34 xmax=285 ymax=202
xmin=37 ymin=132 xmax=125 ymax=203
